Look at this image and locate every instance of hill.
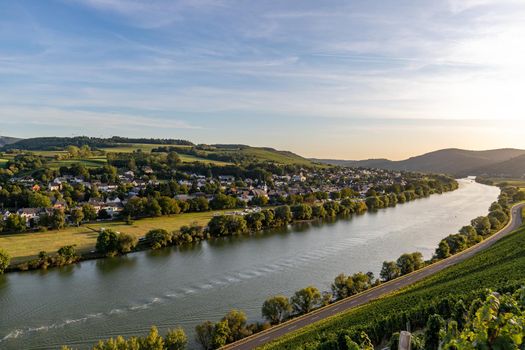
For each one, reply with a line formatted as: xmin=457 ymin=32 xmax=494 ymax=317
xmin=314 ymin=148 xmax=525 ymax=176
xmin=470 ymin=153 xmax=525 ymax=178
xmin=1 ymin=136 xmax=319 ymax=167
xmin=0 ymin=136 xmax=21 ymax=147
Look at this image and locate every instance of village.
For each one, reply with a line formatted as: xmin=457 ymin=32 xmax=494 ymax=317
xmin=0 ymin=165 xmax=408 ymax=231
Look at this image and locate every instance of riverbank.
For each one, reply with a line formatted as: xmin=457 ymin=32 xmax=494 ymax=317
xmin=1 ymin=181 xmax=458 ymax=273
xmin=0 ymin=179 xmax=495 ymax=350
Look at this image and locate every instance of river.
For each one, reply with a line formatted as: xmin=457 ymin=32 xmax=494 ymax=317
xmin=0 ymin=179 xmax=499 ymax=349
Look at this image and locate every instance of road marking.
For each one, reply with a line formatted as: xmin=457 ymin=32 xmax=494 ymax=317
xmin=288 ymin=325 xmax=297 ymax=330
xmin=333 ymin=306 xmax=340 ymax=311
xmin=259 ymin=336 xmax=270 ymax=342
xmin=311 ymin=316 xmax=319 ymax=320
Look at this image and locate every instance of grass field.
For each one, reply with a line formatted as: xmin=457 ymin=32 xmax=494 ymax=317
xmin=260 ymin=224 xmax=525 ymax=349
xmin=484 ymin=177 xmax=525 ymax=188
xmin=46 ymin=158 xmax=108 ymax=169
xmin=0 ymin=158 xmax=8 ymax=168
xmin=0 ymin=210 xmax=231 ymax=264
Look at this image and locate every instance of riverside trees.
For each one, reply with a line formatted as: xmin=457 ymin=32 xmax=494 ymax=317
xmin=0 ymin=248 xmax=10 ymax=274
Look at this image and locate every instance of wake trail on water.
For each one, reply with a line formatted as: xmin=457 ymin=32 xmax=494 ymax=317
xmin=1 ymin=239 xmax=358 ymax=343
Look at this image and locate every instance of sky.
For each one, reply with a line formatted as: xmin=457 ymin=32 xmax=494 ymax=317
xmin=1 ymin=0 xmax=525 ymax=160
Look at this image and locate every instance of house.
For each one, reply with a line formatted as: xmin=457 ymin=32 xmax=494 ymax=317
xmin=17 ymin=208 xmax=42 ymax=225
xmin=218 ymin=175 xmax=235 ymax=184
xmin=102 ymin=202 xmax=124 ymax=217
xmin=292 ymin=173 xmax=306 ymax=182
xmin=48 ymin=180 xmax=62 ymax=191
xmin=87 ymin=198 xmax=105 ymax=211
xmin=142 ymin=166 xmax=154 ymax=174
xmin=52 ymin=199 xmax=68 ymax=210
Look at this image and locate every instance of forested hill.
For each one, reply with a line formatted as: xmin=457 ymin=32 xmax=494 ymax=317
xmin=2 ymin=136 xmax=194 ymax=151
xmin=313 ymin=148 xmax=525 ymax=177
xmin=0 ymin=136 xmax=21 ymax=147
xmin=0 ymin=136 xmax=317 ymax=167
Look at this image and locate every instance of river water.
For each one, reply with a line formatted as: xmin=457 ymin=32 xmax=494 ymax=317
xmin=0 ymin=179 xmax=499 ymax=349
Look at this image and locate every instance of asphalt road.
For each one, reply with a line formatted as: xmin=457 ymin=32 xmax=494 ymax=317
xmin=222 ymin=203 xmax=525 ymax=350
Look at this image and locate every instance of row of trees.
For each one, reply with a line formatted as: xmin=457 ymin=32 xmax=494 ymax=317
xmin=16 ymin=245 xmax=79 ymax=271
xmin=380 ymin=187 xmax=519 ymax=283
xmin=61 ymin=326 xmax=188 ymax=350
xmin=206 ymin=201 xmax=369 ymax=238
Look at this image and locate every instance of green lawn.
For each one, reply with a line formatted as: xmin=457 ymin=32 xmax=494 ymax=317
xmin=260 ymin=225 xmax=525 ymax=349
xmin=0 ymin=210 xmax=231 ymax=264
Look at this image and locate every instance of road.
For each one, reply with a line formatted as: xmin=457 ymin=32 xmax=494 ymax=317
xmin=222 ymin=203 xmax=525 ymax=350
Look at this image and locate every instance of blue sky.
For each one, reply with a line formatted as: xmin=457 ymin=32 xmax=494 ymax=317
xmin=1 ymin=0 xmax=525 ymax=159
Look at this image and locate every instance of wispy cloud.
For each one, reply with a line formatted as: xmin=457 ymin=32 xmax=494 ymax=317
xmin=2 ymin=0 xmax=525 ymax=157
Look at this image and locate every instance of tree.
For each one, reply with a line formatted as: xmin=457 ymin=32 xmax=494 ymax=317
xmin=195 ymin=321 xmax=214 ymax=350
xmin=245 ymin=212 xmax=266 ymax=231
xmin=209 ymin=193 xmax=237 ymax=210
xmin=396 ymin=252 xmax=424 ymax=275
xmin=262 ymin=295 xmax=291 ymax=324
xmin=424 ymin=314 xmax=444 ymax=350
xmin=82 ymin=204 xmax=98 ymax=221
xmin=211 ymin=320 xmax=230 ymax=348
xmin=471 ymin=216 xmax=491 ymax=236
xmin=125 ymin=196 xmax=146 ymax=218
xmin=312 ymin=204 xmax=327 ymax=218
xmin=57 ymin=245 xmax=78 ymax=264
xmin=145 ymin=198 xmax=162 ymax=217
xmin=435 ymin=240 xmax=451 ymax=259
xmin=96 ymin=229 xmax=119 ymax=256
xmin=167 ymin=151 xmax=181 ymax=167
xmin=291 ymin=204 xmax=313 ymax=220
xmin=291 ymin=286 xmax=322 ymax=315
xmin=117 ymin=233 xmax=138 ymax=254
xmin=70 ymin=208 xmax=84 ymax=227
xmin=0 ymin=249 xmax=10 ymax=274
xmin=141 ymin=326 xmax=164 ymax=350
xmin=165 ymin=327 xmax=187 ymax=350
xmin=332 ymin=273 xmax=352 ymax=299
xmin=4 ymin=214 xmax=26 ymax=232
xmin=28 ymin=192 xmax=52 ymax=208
xmin=444 ymin=234 xmax=468 ymax=254
xmin=146 ymin=229 xmax=172 ymax=249
xmin=274 ymin=205 xmax=292 ymax=225
xmin=222 ymin=309 xmax=250 ymax=342
xmin=380 ymin=261 xmax=401 ymax=281
xmin=50 ymin=209 xmax=66 ymax=230
xmin=159 ymin=196 xmax=181 ymax=215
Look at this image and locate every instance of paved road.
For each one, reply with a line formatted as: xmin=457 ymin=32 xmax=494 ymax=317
xmin=222 ymin=203 xmax=525 ymax=350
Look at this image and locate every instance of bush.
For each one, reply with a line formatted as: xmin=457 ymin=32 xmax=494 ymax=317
xmin=145 ymin=229 xmax=173 ymax=249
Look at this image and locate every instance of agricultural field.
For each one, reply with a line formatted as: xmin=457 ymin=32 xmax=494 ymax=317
xmin=485 ymin=177 xmax=525 ymax=189
xmin=46 ymin=158 xmax=108 ymax=169
xmin=0 ymin=209 xmax=232 ymax=264
xmin=260 ymin=225 xmax=525 ymax=349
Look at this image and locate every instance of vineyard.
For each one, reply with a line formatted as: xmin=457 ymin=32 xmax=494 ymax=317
xmin=260 ymin=224 xmax=525 ymax=349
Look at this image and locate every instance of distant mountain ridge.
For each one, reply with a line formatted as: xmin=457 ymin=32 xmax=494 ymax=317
xmin=313 ymin=148 xmax=525 ymax=177
xmin=0 ymin=136 xmax=21 ymax=147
